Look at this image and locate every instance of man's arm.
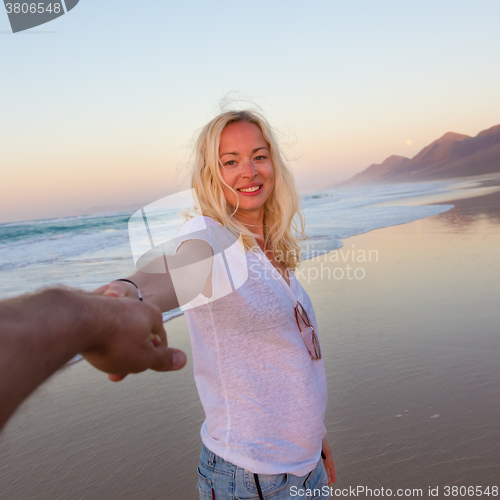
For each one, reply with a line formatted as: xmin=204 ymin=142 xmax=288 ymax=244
xmin=0 ymin=288 xmax=187 ymax=431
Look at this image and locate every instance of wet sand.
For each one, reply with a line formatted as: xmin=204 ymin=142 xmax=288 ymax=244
xmin=301 ymin=187 xmax=500 ymax=491
xmin=1 ymin=187 xmax=499 ymax=498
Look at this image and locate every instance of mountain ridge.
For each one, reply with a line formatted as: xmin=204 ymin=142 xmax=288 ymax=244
xmin=342 ymin=124 xmax=500 ymax=185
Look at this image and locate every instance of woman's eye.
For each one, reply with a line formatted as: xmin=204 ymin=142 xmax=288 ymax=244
xmin=254 ymin=155 xmax=266 ymax=161
xmin=225 ymin=160 xmax=237 ymax=167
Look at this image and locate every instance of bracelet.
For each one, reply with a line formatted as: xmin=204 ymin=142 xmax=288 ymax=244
xmin=115 ymin=279 xmax=143 ymax=301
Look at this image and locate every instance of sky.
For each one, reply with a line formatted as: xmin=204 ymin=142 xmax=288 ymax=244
xmin=1 ymin=0 xmax=500 ymax=223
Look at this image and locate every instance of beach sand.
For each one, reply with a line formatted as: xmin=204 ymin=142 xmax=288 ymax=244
xmin=1 ymin=188 xmax=499 ymax=499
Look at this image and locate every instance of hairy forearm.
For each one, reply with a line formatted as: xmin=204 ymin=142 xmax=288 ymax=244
xmin=0 ymin=288 xmax=96 ymax=429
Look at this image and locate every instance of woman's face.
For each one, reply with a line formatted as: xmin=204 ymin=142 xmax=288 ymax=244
xmin=218 ymin=121 xmax=275 ymax=218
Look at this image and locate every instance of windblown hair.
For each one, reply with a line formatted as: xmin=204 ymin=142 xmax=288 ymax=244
xmin=189 ymin=110 xmax=306 ymax=270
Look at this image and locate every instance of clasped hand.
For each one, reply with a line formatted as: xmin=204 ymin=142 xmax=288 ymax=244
xmin=85 ymin=281 xmax=186 ymax=381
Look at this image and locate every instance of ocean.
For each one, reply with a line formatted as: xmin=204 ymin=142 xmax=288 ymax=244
xmin=0 ymin=180 xmax=455 ymax=323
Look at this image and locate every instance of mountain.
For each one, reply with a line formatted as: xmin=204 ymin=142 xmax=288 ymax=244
xmin=348 ymin=155 xmax=410 ymax=184
xmin=343 ymin=124 xmax=500 ymax=185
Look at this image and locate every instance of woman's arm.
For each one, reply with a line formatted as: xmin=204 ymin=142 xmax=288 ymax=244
xmin=95 ymin=239 xmax=214 ymax=312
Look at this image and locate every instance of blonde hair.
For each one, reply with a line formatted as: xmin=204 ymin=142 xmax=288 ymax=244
xmin=189 ymin=110 xmax=306 ymax=270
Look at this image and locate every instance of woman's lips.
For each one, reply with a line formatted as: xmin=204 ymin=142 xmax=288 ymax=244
xmin=237 ymin=185 xmax=263 ymax=196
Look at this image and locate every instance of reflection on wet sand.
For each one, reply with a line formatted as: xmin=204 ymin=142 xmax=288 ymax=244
xmin=299 ymin=193 xmax=500 ymax=488
xmin=434 ymin=189 xmax=500 ymax=229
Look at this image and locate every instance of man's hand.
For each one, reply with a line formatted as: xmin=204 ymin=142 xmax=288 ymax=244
xmin=322 ymin=436 xmax=336 ymax=484
xmin=80 ymin=293 xmax=187 ymax=381
xmin=0 ymin=288 xmax=187 ymax=431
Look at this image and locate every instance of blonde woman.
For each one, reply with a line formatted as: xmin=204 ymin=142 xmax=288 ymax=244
xmin=98 ymin=110 xmax=336 ymax=499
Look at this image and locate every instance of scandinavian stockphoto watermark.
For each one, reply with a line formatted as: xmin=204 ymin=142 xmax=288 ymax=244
xmin=297 ymin=244 xmax=379 ymax=284
xmin=256 ymin=244 xmax=379 ymax=285
xmin=3 ymin=0 xmax=79 ymax=33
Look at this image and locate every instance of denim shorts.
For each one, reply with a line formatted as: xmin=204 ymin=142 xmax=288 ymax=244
xmin=197 ymin=444 xmax=329 ymax=500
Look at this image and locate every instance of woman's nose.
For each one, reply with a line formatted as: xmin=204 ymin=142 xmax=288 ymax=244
xmin=240 ymin=158 xmax=257 ymax=177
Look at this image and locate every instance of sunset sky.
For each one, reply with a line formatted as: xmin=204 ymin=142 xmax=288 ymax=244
xmin=1 ymin=0 xmax=500 ymax=223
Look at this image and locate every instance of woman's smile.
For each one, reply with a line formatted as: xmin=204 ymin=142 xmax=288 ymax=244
xmin=237 ymin=184 xmax=263 ymax=195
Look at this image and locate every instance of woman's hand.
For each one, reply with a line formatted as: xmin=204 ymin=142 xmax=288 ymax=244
xmin=321 ymin=437 xmax=336 ymax=484
xmin=93 ymin=280 xmax=139 ymax=300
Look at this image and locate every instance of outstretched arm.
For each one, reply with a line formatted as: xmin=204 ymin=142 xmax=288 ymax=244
xmin=94 ymin=238 xmax=214 ymax=312
xmin=0 ymin=287 xmax=187 ymax=431
xmin=92 ymin=238 xmax=213 ymax=382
